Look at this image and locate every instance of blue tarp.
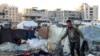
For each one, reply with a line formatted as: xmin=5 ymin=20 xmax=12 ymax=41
xmin=80 ymin=25 xmax=100 ymax=42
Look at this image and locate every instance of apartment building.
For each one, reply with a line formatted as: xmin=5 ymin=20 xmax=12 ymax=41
xmin=0 ymin=4 xmax=18 ymax=22
xmin=63 ymin=11 xmax=81 ymax=21
xmin=77 ymin=3 xmax=98 ymax=21
xmin=17 ymin=13 xmax=23 ymax=22
xmin=22 ymin=3 xmax=98 ymax=22
xmin=22 ymin=8 xmax=81 ymax=22
xmin=48 ymin=9 xmax=63 ymax=22
xmin=22 ymin=7 xmax=48 ymax=20
xmin=48 ymin=9 xmax=81 ymax=22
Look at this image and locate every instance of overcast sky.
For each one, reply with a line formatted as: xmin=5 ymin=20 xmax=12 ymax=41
xmin=0 ymin=0 xmax=100 ymax=17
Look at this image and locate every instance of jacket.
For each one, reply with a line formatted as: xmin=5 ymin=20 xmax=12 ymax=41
xmin=61 ymin=27 xmax=84 ymax=42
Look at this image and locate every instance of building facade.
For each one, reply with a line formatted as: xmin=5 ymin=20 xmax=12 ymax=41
xmin=77 ymin=3 xmax=98 ymax=21
xmin=48 ymin=9 xmax=64 ymax=22
xmin=22 ymin=7 xmax=48 ymax=20
xmin=22 ymin=8 xmax=81 ymax=22
xmin=63 ymin=11 xmax=81 ymax=21
xmin=0 ymin=4 xmax=19 ymax=22
xmin=48 ymin=9 xmax=81 ymax=22
xmin=21 ymin=3 xmax=98 ymax=22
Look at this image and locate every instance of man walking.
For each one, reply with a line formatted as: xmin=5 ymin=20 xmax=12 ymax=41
xmin=59 ymin=20 xmax=85 ymax=56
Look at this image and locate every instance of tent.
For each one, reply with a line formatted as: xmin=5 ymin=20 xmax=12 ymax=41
xmin=47 ymin=25 xmax=70 ymax=53
xmin=17 ymin=21 xmax=38 ymax=29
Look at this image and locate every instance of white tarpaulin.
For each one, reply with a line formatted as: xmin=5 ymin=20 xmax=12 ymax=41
xmin=17 ymin=21 xmax=38 ymax=29
xmin=27 ymin=38 xmax=48 ymax=52
xmin=47 ymin=25 xmax=70 ymax=53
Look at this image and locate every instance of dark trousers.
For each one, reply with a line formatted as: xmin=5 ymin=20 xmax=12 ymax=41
xmin=70 ymin=41 xmax=80 ymax=56
xmin=69 ymin=41 xmax=85 ymax=56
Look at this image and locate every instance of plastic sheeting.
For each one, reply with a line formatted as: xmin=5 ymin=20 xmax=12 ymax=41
xmin=80 ymin=25 xmax=100 ymax=42
xmin=27 ymin=38 xmax=48 ymax=52
xmin=0 ymin=42 xmax=18 ymax=51
xmin=0 ymin=42 xmax=32 ymax=51
xmin=47 ymin=25 xmax=70 ymax=53
xmin=17 ymin=21 xmax=38 ymax=29
xmin=79 ymin=25 xmax=100 ymax=49
xmin=18 ymin=44 xmax=31 ymax=51
xmin=47 ymin=25 xmax=100 ymax=53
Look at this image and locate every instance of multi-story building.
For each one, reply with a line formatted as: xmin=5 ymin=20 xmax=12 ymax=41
xmin=22 ymin=7 xmax=48 ymax=20
xmin=22 ymin=8 xmax=81 ymax=22
xmin=48 ymin=9 xmax=63 ymax=22
xmin=77 ymin=3 xmax=98 ymax=21
xmin=48 ymin=9 xmax=81 ymax=22
xmin=17 ymin=13 xmax=23 ymax=22
xmin=0 ymin=4 xmax=18 ymax=22
xmin=63 ymin=11 xmax=81 ymax=21
xmin=21 ymin=3 xmax=98 ymax=22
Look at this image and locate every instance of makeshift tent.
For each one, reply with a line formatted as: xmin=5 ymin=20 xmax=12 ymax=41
xmin=48 ymin=25 xmax=100 ymax=52
xmin=47 ymin=25 xmax=70 ymax=53
xmin=17 ymin=21 xmax=38 ymax=29
xmin=0 ymin=29 xmax=27 ymax=44
xmin=79 ymin=25 xmax=100 ymax=49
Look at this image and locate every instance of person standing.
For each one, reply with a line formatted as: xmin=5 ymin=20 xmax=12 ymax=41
xmin=59 ymin=20 xmax=85 ymax=56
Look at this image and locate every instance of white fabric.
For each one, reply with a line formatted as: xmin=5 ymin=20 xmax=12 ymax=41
xmin=27 ymin=38 xmax=48 ymax=52
xmin=17 ymin=21 xmax=38 ymax=29
xmin=87 ymin=54 xmax=95 ymax=56
xmin=47 ymin=25 xmax=70 ymax=53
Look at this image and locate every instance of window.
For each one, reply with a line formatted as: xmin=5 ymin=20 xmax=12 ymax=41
xmin=71 ymin=14 xmax=75 ymax=16
xmin=90 ymin=8 xmax=93 ymax=10
xmin=90 ymin=14 xmax=93 ymax=16
xmin=90 ymin=11 xmax=93 ymax=13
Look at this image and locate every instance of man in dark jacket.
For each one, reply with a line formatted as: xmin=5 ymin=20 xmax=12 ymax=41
xmin=59 ymin=20 xmax=85 ymax=56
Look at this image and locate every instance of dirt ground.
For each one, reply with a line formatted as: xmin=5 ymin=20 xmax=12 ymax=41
xmin=0 ymin=51 xmax=15 ymax=56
